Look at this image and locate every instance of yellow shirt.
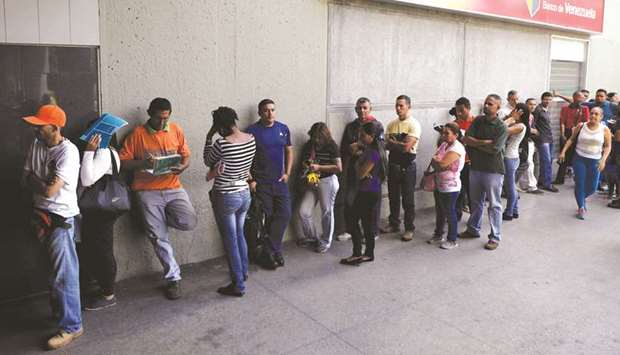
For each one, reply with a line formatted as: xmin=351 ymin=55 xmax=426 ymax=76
xmin=386 ymin=116 xmax=421 ymax=154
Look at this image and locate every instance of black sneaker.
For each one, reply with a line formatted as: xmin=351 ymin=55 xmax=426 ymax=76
xmin=258 ymin=251 xmax=278 ymax=270
xmin=84 ymin=295 xmax=117 ymax=311
xmin=217 ymin=283 xmax=244 ymax=297
xmin=165 ymin=281 xmax=181 ymax=300
xmin=273 ymin=253 xmax=285 ymax=267
xmin=542 ymin=186 xmax=559 ymax=193
xmin=502 ymin=213 xmax=513 ymax=221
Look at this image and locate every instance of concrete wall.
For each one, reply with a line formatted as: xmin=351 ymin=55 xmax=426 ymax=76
xmin=98 ymin=0 xmax=328 ymax=280
xmin=587 ymin=0 xmax=620 ymax=91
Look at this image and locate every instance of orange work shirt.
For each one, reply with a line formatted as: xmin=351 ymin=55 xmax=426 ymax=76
xmin=119 ymin=122 xmax=191 ymax=191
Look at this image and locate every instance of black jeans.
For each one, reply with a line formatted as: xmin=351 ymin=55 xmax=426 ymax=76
xmin=346 ymin=191 xmax=380 ymax=258
xmin=387 ymin=162 xmax=416 ymax=231
xmin=79 ymin=210 xmax=119 ymax=295
xmin=336 ymin=174 xmax=381 ymax=237
xmin=456 ymin=163 xmax=471 ymax=220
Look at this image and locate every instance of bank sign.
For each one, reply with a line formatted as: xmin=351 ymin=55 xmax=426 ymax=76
xmin=390 ymin=0 xmax=605 ymax=33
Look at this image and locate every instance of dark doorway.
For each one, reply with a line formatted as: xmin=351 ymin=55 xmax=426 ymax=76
xmin=0 ymin=45 xmax=99 ymax=303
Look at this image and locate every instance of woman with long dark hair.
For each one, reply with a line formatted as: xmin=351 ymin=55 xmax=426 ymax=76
xmin=298 ymin=122 xmax=342 ymax=253
xmin=340 ymin=122 xmax=386 ymax=265
xmin=78 ymin=130 xmax=121 ymax=310
xmin=427 ymin=122 xmax=466 ymax=250
xmin=204 ymin=106 xmax=256 ymax=296
xmin=502 ymin=103 xmax=528 ymax=221
xmin=559 ymin=107 xmax=612 ymax=219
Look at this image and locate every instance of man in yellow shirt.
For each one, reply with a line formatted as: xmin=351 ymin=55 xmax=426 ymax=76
xmin=384 ymin=95 xmax=421 ymax=241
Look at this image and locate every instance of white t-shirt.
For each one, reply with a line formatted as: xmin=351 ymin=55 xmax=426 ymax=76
xmin=504 ymin=123 xmax=526 ymax=159
xmin=24 ymin=138 xmax=81 ymax=217
xmin=435 ymin=140 xmax=466 ymax=193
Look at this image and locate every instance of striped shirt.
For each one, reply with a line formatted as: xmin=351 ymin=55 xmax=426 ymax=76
xmin=204 ymin=136 xmax=256 ymax=193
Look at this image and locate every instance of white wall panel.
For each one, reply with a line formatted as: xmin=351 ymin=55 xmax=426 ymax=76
xmin=39 ymin=0 xmax=71 ymax=44
xmin=5 ymin=0 xmax=39 ymax=43
xmin=0 ymin=1 xmax=6 ymax=41
xmin=0 ymin=0 xmax=98 ymax=45
xmin=69 ymin=0 xmax=99 ymax=45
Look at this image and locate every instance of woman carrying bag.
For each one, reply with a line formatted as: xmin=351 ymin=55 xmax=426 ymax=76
xmin=559 ymin=107 xmax=612 ymax=220
xmin=426 ymin=122 xmax=465 ymax=250
xmin=297 ymin=122 xmax=342 ymax=253
xmin=79 ymin=133 xmax=123 ymax=310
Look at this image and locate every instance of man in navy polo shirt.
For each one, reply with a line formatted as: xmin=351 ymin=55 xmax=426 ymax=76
xmin=247 ymin=99 xmax=293 ymax=269
xmin=586 ymin=89 xmax=618 ymax=124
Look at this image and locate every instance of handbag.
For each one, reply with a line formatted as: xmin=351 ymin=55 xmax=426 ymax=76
xmin=420 ymin=162 xmax=436 ymax=192
xmin=79 ymin=149 xmax=131 ymax=214
xmin=564 ymin=123 xmax=584 ymax=160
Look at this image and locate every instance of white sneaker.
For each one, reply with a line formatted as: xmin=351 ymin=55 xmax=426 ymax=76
xmin=335 ymin=233 xmax=352 ymax=241
xmin=427 ymin=235 xmax=445 ymax=245
xmin=440 ymin=240 xmax=458 ymax=250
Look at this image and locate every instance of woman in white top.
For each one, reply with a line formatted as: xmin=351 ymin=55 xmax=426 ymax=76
xmin=502 ymin=103 xmax=528 ymax=221
xmin=427 ymin=122 xmax=466 ymax=250
xmin=79 ymin=133 xmax=121 ymax=310
xmin=559 ymin=107 xmax=612 ymax=219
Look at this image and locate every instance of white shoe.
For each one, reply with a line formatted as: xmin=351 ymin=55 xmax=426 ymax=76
xmin=440 ymin=240 xmax=458 ymax=250
xmin=335 ymin=233 xmax=352 ymax=241
xmin=427 ymin=235 xmax=445 ymax=245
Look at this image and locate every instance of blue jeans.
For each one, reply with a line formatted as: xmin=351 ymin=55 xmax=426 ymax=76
xmin=255 ymin=181 xmax=292 ymax=254
xmin=573 ymin=154 xmax=601 ymax=209
xmin=467 ymin=170 xmax=504 ymax=241
xmin=45 ymin=217 xmax=82 ymax=333
xmin=433 ymin=191 xmax=459 ymax=242
xmin=503 ymin=158 xmax=520 ymax=217
xmin=537 ymin=143 xmax=553 ymax=188
xmin=211 ymin=188 xmax=252 ymax=292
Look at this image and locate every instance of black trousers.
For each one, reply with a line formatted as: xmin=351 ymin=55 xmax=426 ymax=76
xmin=456 ymin=163 xmax=471 ymax=220
xmin=555 ymin=134 xmax=573 ymax=184
xmin=79 ymin=210 xmax=119 ymax=295
xmin=346 ymin=191 xmax=380 ymax=258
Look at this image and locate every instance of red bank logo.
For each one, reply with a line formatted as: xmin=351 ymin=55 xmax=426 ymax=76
xmin=526 ymin=0 xmax=541 ymax=17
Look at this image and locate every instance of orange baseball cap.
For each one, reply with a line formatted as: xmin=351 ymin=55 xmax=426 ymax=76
xmin=22 ymin=105 xmax=67 ymax=127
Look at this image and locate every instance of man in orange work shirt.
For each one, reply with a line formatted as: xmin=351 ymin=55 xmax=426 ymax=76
xmin=119 ymin=97 xmax=197 ymax=300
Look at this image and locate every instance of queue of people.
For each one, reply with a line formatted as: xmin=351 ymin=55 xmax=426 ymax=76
xmin=20 ymin=88 xmax=618 ymax=349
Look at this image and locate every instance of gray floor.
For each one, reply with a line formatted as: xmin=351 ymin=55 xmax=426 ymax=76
xmin=2 ymin=183 xmax=620 ymax=354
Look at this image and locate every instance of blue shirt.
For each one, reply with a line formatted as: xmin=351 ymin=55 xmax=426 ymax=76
xmin=585 ymin=101 xmax=618 ymax=123
xmin=246 ymin=120 xmax=292 ymax=183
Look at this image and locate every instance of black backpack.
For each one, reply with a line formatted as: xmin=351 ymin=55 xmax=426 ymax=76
xmin=244 ymin=194 xmax=268 ymax=263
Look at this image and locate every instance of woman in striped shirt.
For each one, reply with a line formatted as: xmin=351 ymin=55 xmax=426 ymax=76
xmin=204 ymin=107 xmax=256 ymax=296
xmin=297 ymin=122 xmax=342 ymax=253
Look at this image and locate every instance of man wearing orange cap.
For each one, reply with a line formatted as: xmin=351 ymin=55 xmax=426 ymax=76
xmin=22 ymin=105 xmax=83 ymax=349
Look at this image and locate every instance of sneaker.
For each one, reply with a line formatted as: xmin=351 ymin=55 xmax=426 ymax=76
xmin=380 ymin=224 xmax=400 ymax=234
xmin=374 ymin=234 xmax=380 ymax=240
xmin=165 ymin=281 xmax=181 ymax=300
xmin=217 ymin=283 xmax=244 ymax=297
xmin=401 ymin=231 xmax=414 ymax=242
xmin=516 ymin=186 xmax=527 ymax=193
xmin=427 ymin=235 xmax=445 ymax=245
xmin=526 ymin=189 xmax=544 ymax=195
xmin=273 ymin=253 xmax=285 ymax=267
xmin=335 ymin=233 xmax=352 ymax=241
xmin=513 ymin=213 xmax=519 ymax=219
xmin=458 ymin=230 xmax=480 ymax=239
xmin=84 ymin=294 xmax=116 ymax=311
xmin=484 ymin=240 xmax=499 ymax=250
xmin=316 ymin=244 xmax=329 ymax=254
xmin=502 ymin=213 xmax=513 ymax=221
xmin=541 ymin=186 xmax=559 ymax=193
xmin=296 ymin=238 xmax=317 ymax=247
xmin=440 ymin=240 xmax=458 ymax=250
xmin=47 ymin=328 xmax=83 ymax=350
xmin=576 ymin=208 xmax=586 ymax=220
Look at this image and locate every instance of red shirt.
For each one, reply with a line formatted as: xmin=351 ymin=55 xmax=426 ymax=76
xmin=560 ymin=104 xmax=589 ymax=129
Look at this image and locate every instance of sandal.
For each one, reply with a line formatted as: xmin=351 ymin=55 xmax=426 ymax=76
xmin=340 ymin=256 xmax=362 ymax=266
